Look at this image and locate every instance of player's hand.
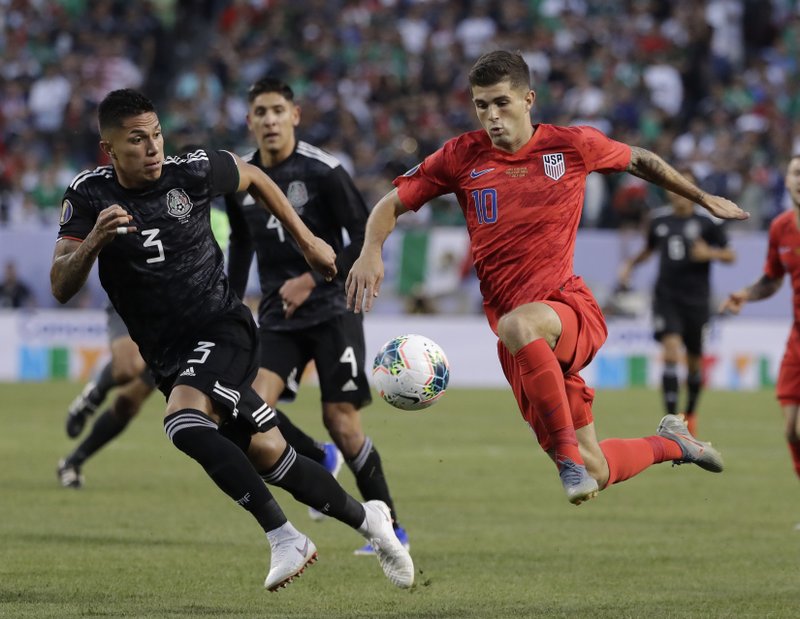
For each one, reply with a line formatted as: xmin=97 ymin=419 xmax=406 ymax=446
xmin=90 ymin=205 xmax=137 ymax=246
xmin=279 ymin=273 xmax=314 ymax=319
xmin=301 ymin=237 xmax=337 ymax=282
xmin=701 ymin=195 xmax=749 ymax=221
xmin=346 ymin=253 xmax=384 ymax=313
xmin=719 ymin=290 xmax=747 ymax=315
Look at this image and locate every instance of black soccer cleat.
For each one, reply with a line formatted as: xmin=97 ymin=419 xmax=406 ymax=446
xmin=65 ymin=382 xmax=101 ymax=438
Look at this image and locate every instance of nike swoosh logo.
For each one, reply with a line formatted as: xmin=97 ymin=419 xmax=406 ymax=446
xmin=295 ymin=538 xmax=309 ymax=557
xmin=470 ymin=167 xmax=495 ymax=178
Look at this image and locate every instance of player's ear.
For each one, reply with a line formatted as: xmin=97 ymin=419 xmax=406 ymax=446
xmin=100 ymin=140 xmax=116 ymax=160
xmin=292 ymin=104 xmax=301 ymax=127
xmin=526 ymin=90 xmax=536 ymax=112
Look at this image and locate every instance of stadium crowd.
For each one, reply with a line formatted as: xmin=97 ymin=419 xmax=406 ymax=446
xmin=1 ymin=0 xmax=800 ymax=233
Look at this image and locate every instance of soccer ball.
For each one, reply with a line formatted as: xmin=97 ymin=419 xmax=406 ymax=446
xmin=372 ymin=334 xmax=450 ymax=411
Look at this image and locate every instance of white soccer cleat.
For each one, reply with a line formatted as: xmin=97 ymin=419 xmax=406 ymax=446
xmin=359 ymin=500 xmax=414 ymax=589
xmin=264 ymin=528 xmax=318 ymax=592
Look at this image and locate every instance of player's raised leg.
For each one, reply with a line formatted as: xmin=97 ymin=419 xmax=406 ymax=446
xmin=497 ymin=302 xmax=597 ymax=504
xmin=65 ymin=359 xmax=117 ymax=438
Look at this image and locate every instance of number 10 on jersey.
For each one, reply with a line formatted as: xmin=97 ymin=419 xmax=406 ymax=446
xmin=471 ymin=188 xmax=497 ymax=224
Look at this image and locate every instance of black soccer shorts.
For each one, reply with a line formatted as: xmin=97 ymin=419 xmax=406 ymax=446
xmin=259 ymin=312 xmax=372 ymax=408
xmin=652 ymin=295 xmax=709 ymax=356
xmin=161 ymin=304 xmax=277 ymax=433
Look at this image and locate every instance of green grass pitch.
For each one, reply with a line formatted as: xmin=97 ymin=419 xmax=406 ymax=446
xmin=1 ymin=382 xmax=798 ymax=618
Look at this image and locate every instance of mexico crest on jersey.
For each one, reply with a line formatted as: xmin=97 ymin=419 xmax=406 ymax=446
xmin=166 ymin=188 xmax=193 ymax=219
xmin=542 ymin=153 xmax=565 ymax=181
xmin=287 ymin=181 xmax=309 ymax=211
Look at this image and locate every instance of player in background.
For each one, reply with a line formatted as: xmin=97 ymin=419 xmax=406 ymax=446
xmin=619 ymin=169 xmax=736 ymax=435
xmin=225 ymin=77 xmax=409 ymax=554
xmin=51 ymin=89 xmax=413 ymax=590
xmin=720 ymin=154 xmax=800 ymax=528
xmin=347 ymin=51 xmax=748 ymax=506
xmin=57 ymin=306 xmax=155 ymax=487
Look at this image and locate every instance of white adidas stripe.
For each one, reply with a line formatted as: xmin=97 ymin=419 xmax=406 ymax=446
xmin=69 ymin=166 xmax=113 ymax=190
xmin=251 ymin=403 xmax=275 ymax=425
xmin=297 ymin=141 xmax=340 ymax=169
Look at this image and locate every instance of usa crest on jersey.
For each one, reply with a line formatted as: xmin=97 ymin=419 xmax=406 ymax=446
xmin=542 ymin=153 xmax=565 ymax=180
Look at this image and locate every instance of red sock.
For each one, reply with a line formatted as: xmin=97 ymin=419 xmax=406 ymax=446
xmin=600 ymin=436 xmax=683 ymax=486
xmin=789 ymin=441 xmax=800 ymax=479
xmin=515 ymin=339 xmax=582 ymax=465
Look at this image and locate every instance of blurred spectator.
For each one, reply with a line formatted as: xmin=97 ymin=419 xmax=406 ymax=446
xmin=0 ymin=0 xmax=798 ymax=239
xmin=0 ymin=261 xmax=35 ymax=308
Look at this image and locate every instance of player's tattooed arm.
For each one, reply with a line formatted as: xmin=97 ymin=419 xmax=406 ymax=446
xmin=741 ymin=274 xmax=783 ymax=302
xmin=51 ymin=204 xmax=133 ymax=303
xmin=627 ymin=147 xmax=706 ymax=203
xmin=627 ymin=147 xmax=749 ymax=221
xmin=719 ymin=275 xmax=782 ymax=314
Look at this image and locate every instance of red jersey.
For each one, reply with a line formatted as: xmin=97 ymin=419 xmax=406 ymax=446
xmin=764 ymin=209 xmax=800 ymax=325
xmin=394 ymin=124 xmax=631 ymax=331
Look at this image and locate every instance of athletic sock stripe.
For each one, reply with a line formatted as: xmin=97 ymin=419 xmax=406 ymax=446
xmin=261 ymin=446 xmax=297 ymax=483
xmin=164 ymin=413 xmax=218 ymax=441
xmin=351 ymin=436 xmax=373 ymax=472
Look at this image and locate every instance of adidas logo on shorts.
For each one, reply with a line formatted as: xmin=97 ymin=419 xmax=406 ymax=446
xmin=180 ymin=366 xmax=196 ymax=377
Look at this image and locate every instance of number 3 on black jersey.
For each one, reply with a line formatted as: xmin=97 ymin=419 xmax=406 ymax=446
xmin=142 ymin=228 xmax=165 ymax=263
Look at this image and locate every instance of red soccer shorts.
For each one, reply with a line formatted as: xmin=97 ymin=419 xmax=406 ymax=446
xmin=497 ymin=277 xmax=608 ymax=451
xmin=777 ymin=326 xmax=800 ymax=405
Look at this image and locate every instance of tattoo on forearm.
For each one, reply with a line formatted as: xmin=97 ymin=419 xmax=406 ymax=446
xmin=628 ymin=147 xmax=705 ymax=203
xmin=747 ymin=275 xmax=781 ymax=301
xmin=52 ymin=242 xmax=99 ymax=302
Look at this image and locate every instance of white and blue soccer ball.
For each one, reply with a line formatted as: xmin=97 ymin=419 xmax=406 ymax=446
xmin=372 ymin=334 xmax=450 ymax=411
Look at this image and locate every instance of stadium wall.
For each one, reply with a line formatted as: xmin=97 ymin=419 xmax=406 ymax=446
xmin=0 ymin=309 xmax=786 ymax=391
xmin=1 ymin=227 xmax=791 ymax=318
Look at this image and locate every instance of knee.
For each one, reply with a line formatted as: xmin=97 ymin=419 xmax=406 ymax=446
xmin=112 ymin=358 xmax=146 ymax=384
xmin=112 ymin=394 xmax=141 ymax=421
xmin=497 ymin=311 xmax=557 ymax=353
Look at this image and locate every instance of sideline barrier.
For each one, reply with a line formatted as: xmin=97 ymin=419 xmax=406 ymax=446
xmin=0 ymin=310 xmax=786 ymax=390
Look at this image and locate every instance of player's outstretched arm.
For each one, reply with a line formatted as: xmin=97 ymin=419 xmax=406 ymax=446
xmin=627 ymin=147 xmax=749 ymax=221
xmin=346 ymin=188 xmax=409 ymax=313
xmin=51 ymin=204 xmax=135 ymax=304
xmin=719 ymin=275 xmax=783 ymax=314
xmin=234 ymin=155 xmax=336 ymax=281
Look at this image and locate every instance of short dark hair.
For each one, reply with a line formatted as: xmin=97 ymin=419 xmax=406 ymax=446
xmin=247 ymin=77 xmax=294 ymax=104
xmin=468 ymin=50 xmax=531 ymax=91
xmin=98 ymin=89 xmax=156 ymax=133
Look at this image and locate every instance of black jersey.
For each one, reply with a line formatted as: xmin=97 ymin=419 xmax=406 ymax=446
xmin=646 ymin=205 xmax=729 ymax=306
xmin=226 ymin=141 xmax=367 ymax=331
xmin=58 ymin=149 xmax=241 ymax=374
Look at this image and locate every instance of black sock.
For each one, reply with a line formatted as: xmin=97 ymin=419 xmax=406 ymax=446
xmin=662 ymin=363 xmax=679 ymax=416
xmin=685 ymin=370 xmax=703 ymax=414
xmin=348 ymin=437 xmax=399 ymax=526
xmin=261 ymin=445 xmax=365 ymax=529
xmin=90 ymin=360 xmax=117 ymax=404
xmin=165 ymin=409 xmax=286 ymax=533
xmin=274 ymin=408 xmax=326 ymax=462
xmin=67 ymin=408 xmax=129 ymax=466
